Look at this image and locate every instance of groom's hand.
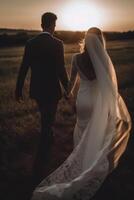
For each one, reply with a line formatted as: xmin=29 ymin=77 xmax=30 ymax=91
xmin=63 ymin=91 xmax=69 ymax=100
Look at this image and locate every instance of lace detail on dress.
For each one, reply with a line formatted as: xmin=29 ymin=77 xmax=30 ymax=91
xmin=33 ymin=143 xmax=109 ymax=200
xmin=38 ymin=144 xmax=83 ymax=186
xmin=72 ymin=158 xmax=108 ymax=200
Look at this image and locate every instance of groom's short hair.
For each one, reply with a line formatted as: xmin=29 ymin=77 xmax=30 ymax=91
xmin=41 ymin=12 xmax=57 ymax=28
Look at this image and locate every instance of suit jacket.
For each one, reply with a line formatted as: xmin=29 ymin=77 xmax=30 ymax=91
xmin=15 ymin=33 xmax=68 ymax=103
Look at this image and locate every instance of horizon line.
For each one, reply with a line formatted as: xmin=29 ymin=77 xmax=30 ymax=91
xmin=0 ymin=27 xmax=134 ymax=33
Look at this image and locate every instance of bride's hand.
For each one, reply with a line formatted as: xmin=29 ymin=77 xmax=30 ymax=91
xmin=68 ymin=91 xmax=74 ymax=99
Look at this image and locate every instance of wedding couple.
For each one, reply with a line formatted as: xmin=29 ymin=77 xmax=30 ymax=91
xmin=15 ymin=12 xmax=131 ymax=200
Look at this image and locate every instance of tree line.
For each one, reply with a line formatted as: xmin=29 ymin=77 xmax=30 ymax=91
xmin=0 ymin=29 xmax=134 ymax=47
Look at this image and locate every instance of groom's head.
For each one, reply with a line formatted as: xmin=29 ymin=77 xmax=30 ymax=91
xmin=41 ymin=12 xmax=57 ymax=34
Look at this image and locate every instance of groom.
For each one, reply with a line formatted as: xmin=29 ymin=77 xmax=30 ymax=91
xmin=15 ymin=12 xmax=69 ymax=166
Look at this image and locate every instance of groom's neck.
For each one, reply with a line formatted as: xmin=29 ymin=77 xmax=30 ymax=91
xmin=43 ymin=28 xmax=53 ymax=35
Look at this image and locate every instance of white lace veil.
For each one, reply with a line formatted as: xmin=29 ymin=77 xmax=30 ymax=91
xmin=85 ymin=33 xmax=118 ymax=95
xmin=78 ymin=32 xmax=119 ymax=170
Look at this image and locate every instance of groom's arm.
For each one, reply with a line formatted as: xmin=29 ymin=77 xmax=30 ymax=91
xmin=15 ymin=42 xmax=30 ymax=101
xmin=56 ymin=42 xmax=69 ymax=92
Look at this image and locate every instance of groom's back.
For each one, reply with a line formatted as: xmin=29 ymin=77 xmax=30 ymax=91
xmin=29 ymin=33 xmax=60 ymax=71
xmin=27 ymin=33 xmax=63 ymax=102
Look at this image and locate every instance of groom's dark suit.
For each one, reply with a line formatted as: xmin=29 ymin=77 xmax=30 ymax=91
xmin=16 ymin=32 xmax=68 ymax=164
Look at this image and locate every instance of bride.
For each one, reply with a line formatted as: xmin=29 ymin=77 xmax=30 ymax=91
xmin=31 ymin=27 xmax=131 ymax=200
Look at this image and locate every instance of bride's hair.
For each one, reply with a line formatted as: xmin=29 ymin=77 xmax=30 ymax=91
xmin=80 ymin=27 xmax=105 ymax=53
xmin=78 ymin=27 xmax=105 ymax=80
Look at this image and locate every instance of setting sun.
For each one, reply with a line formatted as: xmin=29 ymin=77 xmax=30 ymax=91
xmin=61 ymin=2 xmax=103 ymax=31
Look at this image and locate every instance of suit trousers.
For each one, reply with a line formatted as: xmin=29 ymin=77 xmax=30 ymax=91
xmin=35 ymin=100 xmax=58 ymax=165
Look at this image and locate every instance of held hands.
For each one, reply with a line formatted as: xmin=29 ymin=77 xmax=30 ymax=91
xmin=15 ymin=90 xmax=24 ymax=103
xmin=63 ymin=90 xmax=73 ymax=100
xmin=63 ymin=82 xmax=74 ymax=101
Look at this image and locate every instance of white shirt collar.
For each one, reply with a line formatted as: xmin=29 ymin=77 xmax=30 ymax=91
xmin=42 ymin=31 xmax=52 ymax=36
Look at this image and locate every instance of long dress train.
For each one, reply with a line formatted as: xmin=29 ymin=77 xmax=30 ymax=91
xmin=31 ymin=34 xmax=131 ymax=200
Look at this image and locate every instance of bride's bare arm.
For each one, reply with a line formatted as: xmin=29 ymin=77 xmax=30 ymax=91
xmin=68 ymin=56 xmax=78 ymax=94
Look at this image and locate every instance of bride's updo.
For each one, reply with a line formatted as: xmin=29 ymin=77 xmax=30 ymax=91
xmin=80 ymin=27 xmax=105 ymax=53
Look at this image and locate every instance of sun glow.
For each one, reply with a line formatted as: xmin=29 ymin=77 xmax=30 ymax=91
xmin=62 ymin=2 xmax=103 ymax=31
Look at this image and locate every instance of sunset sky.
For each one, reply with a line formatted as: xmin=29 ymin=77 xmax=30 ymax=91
xmin=0 ymin=0 xmax=134 ymax=31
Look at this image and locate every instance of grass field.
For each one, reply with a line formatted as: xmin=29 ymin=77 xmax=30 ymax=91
xmin=0 ymin=40 xmax=134 ymax=200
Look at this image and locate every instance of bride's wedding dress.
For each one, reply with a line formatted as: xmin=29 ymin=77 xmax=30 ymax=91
xmin=31 ymin=33 xmax=131 ymax=200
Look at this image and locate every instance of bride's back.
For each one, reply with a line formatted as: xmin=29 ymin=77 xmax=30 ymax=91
xmin=76 ymin=52 xmax=96 ymax=81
